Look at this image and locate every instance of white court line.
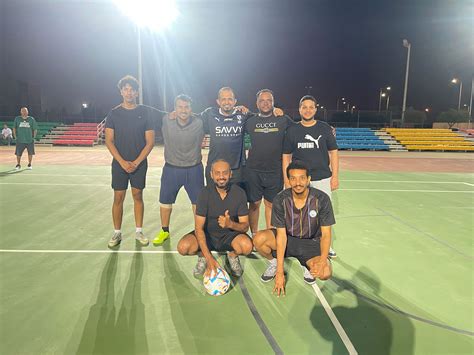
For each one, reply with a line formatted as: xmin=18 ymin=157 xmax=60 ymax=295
xmin=463 ymin=182 xmax=474 ymax=187
xmin=1 ymin=182 xmax=472 ymax=193
xmin=0 ymin=249 xmax=179 ymax=254
xmin=342 ymin=180 xmax=473 ymax=184
xmin=312 ymin=283 xmax=358 ymax=355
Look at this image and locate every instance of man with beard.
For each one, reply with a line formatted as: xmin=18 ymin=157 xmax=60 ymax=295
xmin=244 ymin=89 xmax=293 ymax=235
xmin=253 ymin=161 xmax=335 ymax=294
xmin=282 ymin=95 xmax=339 ymax=260
xmin=177 ymin=159 xmax=253 ymax=278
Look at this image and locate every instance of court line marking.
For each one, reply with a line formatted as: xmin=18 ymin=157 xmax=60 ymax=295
xmin=311 ymin=283 xmax=358 ymax=354
xmin=342 ymin=180 xmax=473 ymax=184
xmin=330 ymin=278 xmax=474 ymax=337
xmin=0 ymin=182 xmax=472 ymax=193
xmin=238 ymin=278 xmax=283 ymax=354
xmin=2 ymin=248 xmax=471 ymax=338
xmin=463 ymin=182 xmax=474 ymax=187
xmin=377 ymin=208 xmax=472 ymax=260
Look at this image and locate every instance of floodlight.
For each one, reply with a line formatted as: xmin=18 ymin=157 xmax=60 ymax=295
xmin=113 ymin=0 xmax=178 ymax=31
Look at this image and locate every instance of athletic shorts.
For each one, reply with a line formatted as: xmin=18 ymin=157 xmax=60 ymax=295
xmin=111 ymin=159 xmax=147 ymax=190
xmin=205 ymin=164 xmax=244 ymax=188
xmin=310 ymin=178 xmax=332 ymax=200
xmin=15 ymin=142 xmax=35 ymax=156
xmin=244 ymin=167 xmax=283 ymax=203
xmin=159 ymin=163 xmax=204 ymax=204
xmin=189 ymin=230 xmax=251 ymax=252
xmin=270 ymin=229 xmax=321 ymax=266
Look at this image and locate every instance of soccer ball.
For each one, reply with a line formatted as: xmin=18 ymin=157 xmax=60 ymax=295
xmin=203 ymin=268 xmax=231 ymax=296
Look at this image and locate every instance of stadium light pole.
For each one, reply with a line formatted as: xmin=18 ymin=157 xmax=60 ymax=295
xmin=401 ymin=39 xmax=411 ymax=126
xmin=337 ymin=97 xmax=345 ymax=111
xmin=113 ymin=0 xmax=179 ymax=105
xmin=378 ymin=86 xmax=390 ymax=112
xmin=451 ymin=78 xmax=463 ymax=111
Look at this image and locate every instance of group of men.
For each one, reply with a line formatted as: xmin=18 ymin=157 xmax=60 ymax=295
xmin=105 ymin=75 xmax=339 ymax=293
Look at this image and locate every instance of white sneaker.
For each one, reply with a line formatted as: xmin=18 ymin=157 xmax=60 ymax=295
xmin=15 ymin=165 xmax=21 ymax=170
xmin=108 ymin=232 xmax=122 ymax=248
xmin=328 ymin=247 xmax=337 ymax=258
xmin=303 ymin=266 xmax=316 ymax=285
xmin=27 ymin=164 xmax=32 ymax=170
xmin=135 ymin=231 xmax=149 ymax=246
xmin=260 ymin=259 xmax=277 ymax=282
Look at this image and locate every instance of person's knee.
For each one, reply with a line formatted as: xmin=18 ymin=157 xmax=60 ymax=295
xmin=131 ymin=189 xmax=143 ymax=202
xmin=177 ymin=239 xmax=190 ymax=255
xmin=113 ymin=191 xmax=126 ymax=205
xmin=238 ymin=237 xmax=253 ymax=255
xmin=253 ymin=231 xmax=266 ymax=248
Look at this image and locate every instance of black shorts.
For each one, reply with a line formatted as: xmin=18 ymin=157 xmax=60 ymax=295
xmin=244 ymin=167 xmax=283 ymax=203
xmin=190 ymin=230 xmax=251 ymax=252
xmin=205 ymin=164 xmax=244 ymax=188
xmin=111 ymin=159 xmax=148 ymax=190
xmin=15 ymin=142 xmax=35 ymax=156
xmin=271 ymin=229 xmax=321 ymax=266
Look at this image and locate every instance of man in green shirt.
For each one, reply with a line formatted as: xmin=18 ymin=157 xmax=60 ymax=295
xmin=13 ymin=107 xmax=38 ymax=170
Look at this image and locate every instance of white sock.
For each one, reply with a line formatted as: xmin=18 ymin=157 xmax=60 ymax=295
xmin=136 ymin=227 xmax=143 ymax=233
xmin=114 ymin=229 xmax=121 ymax=234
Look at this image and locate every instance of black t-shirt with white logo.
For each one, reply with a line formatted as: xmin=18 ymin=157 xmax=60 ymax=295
xmin=245 ymin=114 xmax=293 ymax=172
xmin=271 ymin=187 xmax=335 ymax=240
xmin=195 ymin=184 xmax=249 ymax=238
xmin=106 ymin=105 xmax=165 ymax=161
xmin=201 ymin=107 xmax=249 ymax=170
xmin=283 ymin=120 xmax=338 ymax=180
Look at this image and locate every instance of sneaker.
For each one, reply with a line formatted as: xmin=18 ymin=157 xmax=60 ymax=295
xmin=260 ymin=259 xmax=277 ymax=282
xmin=135 ymin=231 xmax=149 ymax=246
xmin=193 ymin=256 xmax=207 ymax=278
xmin=108 ymin=232 xmax=122 ymax=248
xmin=15 ymin=164 xmax=21 ymax=170
xmin=153 ymin=229 xmax=170 ymax=246
xmin=303 ymin=266 xmax=316 ymax=285
xmin=27 ymin=164 xmax=32 ymax=170
xmin=328 ymin=247 xmax=337 ymax=259
xmin=227 ymin=254 xmax=243 ymax=277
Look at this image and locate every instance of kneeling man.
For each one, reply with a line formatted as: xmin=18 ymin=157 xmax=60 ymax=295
xmin=253 ymin=160 xmax=335 ymax=296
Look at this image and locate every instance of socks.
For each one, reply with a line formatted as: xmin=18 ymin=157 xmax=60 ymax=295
xmin=162 ymin=226 xmax=169 ymax=232
xmin=136 ymin=227 xmax=143 ymax=233
xmin=114 ymin=229 xmax=121 ymax=234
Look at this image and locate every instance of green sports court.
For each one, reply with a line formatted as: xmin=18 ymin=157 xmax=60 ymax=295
xmin=0 ymin=147 xmax=473 ymax=354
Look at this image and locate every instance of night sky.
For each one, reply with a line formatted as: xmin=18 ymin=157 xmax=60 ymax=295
xmin=2 ymin=0 xmax=473 ymax=117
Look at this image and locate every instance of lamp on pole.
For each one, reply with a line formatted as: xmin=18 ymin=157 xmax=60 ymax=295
xmin=113 ymin=0 xmax=179 ymax=106
xmin=451 ymin=78 xmax=463 ymax=111
xmin=336 ymin=97 xmax=345 ymax=111
xmin=401 ymin=39 xmax=411 ymax=125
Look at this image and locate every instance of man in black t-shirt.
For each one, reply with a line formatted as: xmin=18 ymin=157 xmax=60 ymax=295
xmin=253 ymin=161 xmax=335 ymax=295
xmin=282 ymin=95 xmax=339 ymax=258
xmin=177 ymin=159 xmax=253 ymax=278
xmin=244 ymin=89 xmax=293 ymax=235
xmin=105 ymin=75 xmax=165 ymax=248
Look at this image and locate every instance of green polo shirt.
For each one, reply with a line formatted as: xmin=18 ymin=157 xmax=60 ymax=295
xmin=14 ymin=116 xmax=38 ymax=144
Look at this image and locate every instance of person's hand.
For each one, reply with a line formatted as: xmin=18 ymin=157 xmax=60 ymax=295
xmin=168 ymin=111 xmax=177 ymax=120
xmin=273 ymin=272 xmax=285 ymax=297
xmin=204 ymin=257 xmax=221 ymax=277
xmin=310 ymin=258 xmax=331 ymax=279
xmin=273 ymin=107 xmax=284 ymax=117
xmin=218 ymin=210 xmax=232 ymax=229
xmin=120 ymin=161 xmax=136 ymax=173
xmin=330 ymin=176 xmax=339 ymax=191
xmin=235 ymin=105 xmax=249 ymax=114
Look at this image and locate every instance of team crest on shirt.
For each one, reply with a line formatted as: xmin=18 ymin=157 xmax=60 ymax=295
xmin=236 ymin=115 xmax=242 ymax=124
xmin=309 ymin=209 xmax=317 ymax=218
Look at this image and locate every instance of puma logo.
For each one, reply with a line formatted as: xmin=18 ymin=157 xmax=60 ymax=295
xmin=304 ymin=134 xmax=322 ymax=148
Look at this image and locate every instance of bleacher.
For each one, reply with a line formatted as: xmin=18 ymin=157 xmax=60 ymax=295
xmin=41 ymin=123 xmax=100 ymax=146
xmin=336 ymin=128 xmax=390 ymax=150
xmin=1 ymin=121 xmax=61 ymax=144
xmin=384 ymin=128 xmax=474 ymax=152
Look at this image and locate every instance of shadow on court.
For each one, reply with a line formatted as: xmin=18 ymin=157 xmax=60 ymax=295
xmin=310 ymin=265 xmax=414 ymax=355
xmin=74 ymin=248 xmax=149 ymax=354
xmin=0 ymin=169 xmax=27 ymax=177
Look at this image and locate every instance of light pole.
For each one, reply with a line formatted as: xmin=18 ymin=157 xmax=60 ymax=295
xmin=401 ymin=39 xmax=411 ymax=125
xmin=469 ymin=76 xmax=473 ymax=120
xmin=113 ymin=0 xmax=178 ymax=106
xmin=451 ymin=78 xmax=463 ymax=111
xmin=336 ymin=97 xmax=345 ymax=111
xmin=378 ymin=86 xmax=390 ymax=112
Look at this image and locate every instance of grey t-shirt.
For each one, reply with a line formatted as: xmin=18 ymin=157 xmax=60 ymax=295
xmin=162 ymin=115 xmax=204 ymax=167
